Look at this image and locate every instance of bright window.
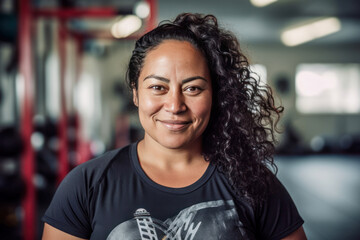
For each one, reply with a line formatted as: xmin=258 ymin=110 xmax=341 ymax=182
xmin=296 ymin=64 xmax=360 ymax=113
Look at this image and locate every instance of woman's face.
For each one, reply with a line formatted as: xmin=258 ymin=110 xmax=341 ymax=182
xmin=134 ymin=40 xmax=212 ymax=150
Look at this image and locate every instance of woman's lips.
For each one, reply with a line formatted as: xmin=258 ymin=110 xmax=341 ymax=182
xmin=158 ymin=120 xmax=191 ymax=131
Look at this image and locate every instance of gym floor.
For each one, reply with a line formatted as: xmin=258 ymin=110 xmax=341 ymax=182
xmin=276 ymin=154 xmax=360 ymax=240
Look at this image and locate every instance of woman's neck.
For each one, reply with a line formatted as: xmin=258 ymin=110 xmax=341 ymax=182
xmin=137 ymin=136 xmax=205 ymax=171
xmin=136 ymin=137 xmax=209 ymax=188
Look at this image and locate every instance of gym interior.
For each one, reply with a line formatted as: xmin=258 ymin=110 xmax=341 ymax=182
xmin=0 ymin=0 xmax=359 ymax=239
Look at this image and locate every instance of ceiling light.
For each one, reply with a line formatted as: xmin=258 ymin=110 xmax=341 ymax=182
xmin=134 ymin=1 xmax=150 ymax=19
xmin=281 ymin=17 xmax=341 ymax=47
xmin=250 ymin=0 xmax=278 ymax=7
xmin=111 ymin=15 xmax=142 ymax=39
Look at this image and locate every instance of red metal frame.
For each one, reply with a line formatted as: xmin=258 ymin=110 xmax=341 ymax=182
xmin=33 ymin=0 xmax=158 ymax=39
xmin=33 ymin=7 xmax=119 ymax=18
xmin=18 ymin=0 xmax=36 ymax=239
xmin=145 ymin=0 xmax=158 ymax=33
xmin=57 ymin=19 xmax=70 ymax=184
xmin=17 ymin=1 xmax=157 ymax=239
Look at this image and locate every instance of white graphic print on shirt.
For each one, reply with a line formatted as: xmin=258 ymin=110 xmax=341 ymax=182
xmin=107 ymin=200 xmax=249 ymax=240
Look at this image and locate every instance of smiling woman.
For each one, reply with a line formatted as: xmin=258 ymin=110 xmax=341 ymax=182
xmin=42 ymin=13 xmax=306 ymax=240
xmin=134 ymin=40 xmax=212 ymax=151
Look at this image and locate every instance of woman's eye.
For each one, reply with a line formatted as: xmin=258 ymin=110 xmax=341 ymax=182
xmin=186 ymin=87 xmax=196 ymax=91
xmin=150 ymin=85 xmax=165 ymax=91
xmin=184 ymin=86 xmax=202 ymax=94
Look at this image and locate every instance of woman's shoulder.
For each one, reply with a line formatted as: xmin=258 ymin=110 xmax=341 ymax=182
xmin=255 ymin=173 xmax=304 ymax=239
xmin=65 ymin=143 xmax=133 ymax=186
xmin=42 ymin=145 xmax=133 ymax=239
xmin=266 ymin=173 xmax=294 ymax=200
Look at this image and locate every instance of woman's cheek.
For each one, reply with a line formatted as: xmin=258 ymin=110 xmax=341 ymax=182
xmin=195 ymin=98 xmax=212 ymax=118
xmin=140 ymin=95 xmax=162 ymax=115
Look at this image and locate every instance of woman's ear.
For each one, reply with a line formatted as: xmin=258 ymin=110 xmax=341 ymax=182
xmin=133 ymin=89 xmax=138 ymax=107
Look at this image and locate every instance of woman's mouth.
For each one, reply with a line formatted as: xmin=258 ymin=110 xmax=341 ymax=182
xmin=158 ymin=120 xmax=192 ymax=131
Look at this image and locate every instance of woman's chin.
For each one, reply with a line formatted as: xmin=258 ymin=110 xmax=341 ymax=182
xmin=156 ymin=140 xmax=189 ymax=150
xmin=153 ymin=137 xmax=200 ymax=151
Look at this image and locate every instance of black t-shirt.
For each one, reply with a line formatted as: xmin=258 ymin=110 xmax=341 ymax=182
xmin=42 ymin=142 xmax=304 ymax=240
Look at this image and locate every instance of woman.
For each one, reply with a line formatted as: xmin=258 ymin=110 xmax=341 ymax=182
xmin=42 ymin=13 xmax=306 ymax=239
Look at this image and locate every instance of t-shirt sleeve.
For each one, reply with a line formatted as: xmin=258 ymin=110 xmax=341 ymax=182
xmin=42 ymin=164 xmax=92 ymax=239
xmin=256 ymin=177 xmax=304 ymax=240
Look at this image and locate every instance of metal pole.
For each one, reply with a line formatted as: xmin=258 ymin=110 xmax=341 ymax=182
xmin=18 ymin=0 xmax=36 ymax=239
xmin=33 ymin=7 xmax=123 ymax=18
xmin=145 ymin=0 xmax=158 ymax=33
xmin=57 ymin=19 xmax=69 ymax=184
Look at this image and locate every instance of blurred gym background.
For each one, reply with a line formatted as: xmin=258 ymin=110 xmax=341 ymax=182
xmin=0 ymin=0 xmax=359 ymax=239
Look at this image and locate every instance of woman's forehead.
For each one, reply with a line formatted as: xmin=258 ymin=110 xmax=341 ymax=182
xmin=146 ymin=40 xmax=200 ymax=57
xmin=140 ymin=40 xmax=210 ymax=77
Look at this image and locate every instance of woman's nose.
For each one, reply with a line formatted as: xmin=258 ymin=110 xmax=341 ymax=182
xmin=164 ymin=90 xmax=187 ymax=114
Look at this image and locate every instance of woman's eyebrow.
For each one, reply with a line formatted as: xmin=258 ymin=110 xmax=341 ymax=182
xmin=143 ymin=74 xmax=169 ymax=83
xmin=182 ymin=76 xmax=208 ymax=84
xmin=143 ymin=75 xmax=208 ymax=84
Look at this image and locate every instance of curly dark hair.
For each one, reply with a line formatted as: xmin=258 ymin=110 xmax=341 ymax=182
xmin=127 ymin=13 xmax=284 ymax=205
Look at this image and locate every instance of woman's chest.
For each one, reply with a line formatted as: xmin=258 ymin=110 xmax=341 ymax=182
xmin=89 ymin=188 xmax=256 ymax=239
